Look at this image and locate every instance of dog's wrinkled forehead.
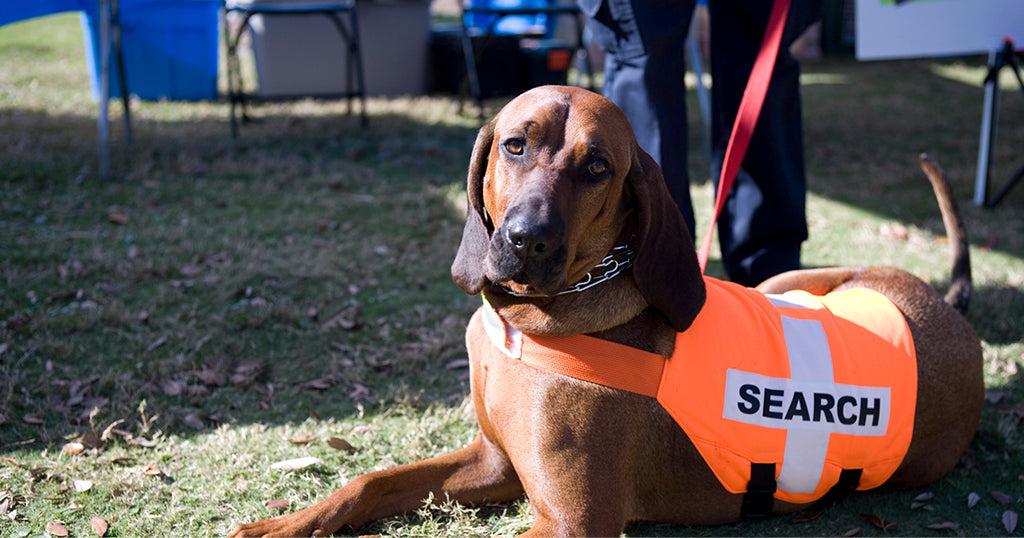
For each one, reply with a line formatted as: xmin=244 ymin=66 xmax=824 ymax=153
xmin=493 ymin=86 xmax=636 ymax=167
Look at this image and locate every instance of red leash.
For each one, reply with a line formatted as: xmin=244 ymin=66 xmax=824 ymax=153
xmin=697 ymin=0 xmax=792 ymax=273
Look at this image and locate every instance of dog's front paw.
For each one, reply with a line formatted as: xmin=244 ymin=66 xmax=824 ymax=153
xmin=227 ymin=513 xmax=326 ymax=538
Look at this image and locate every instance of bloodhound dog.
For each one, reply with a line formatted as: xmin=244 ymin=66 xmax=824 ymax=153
xmin=229 ymin=86 xmax=983 ymax=537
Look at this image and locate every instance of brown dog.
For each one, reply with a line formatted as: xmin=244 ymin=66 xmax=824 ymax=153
xmin=229 ymin=86 xmax=984 ymax=537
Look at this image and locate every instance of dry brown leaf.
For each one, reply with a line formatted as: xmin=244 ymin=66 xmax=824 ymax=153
xmin=968 ymin=492 xmax=981 ymax=509
xmin=991 ymin=490 xmax=1012 ymax=505
xmin=842 ymin=528 xmax=861 ymax=537
xmin=106 ymin=213 xmax=129 ymax=225
xmin=231 ymin=361 xmax=267 ymax=388
xmin=142 ymin=464 xmax=163 ymax=476
xmin=62 ymin=442 xmax=85 ymax=455
xmin=926 ymin=522 xmax=959 ymax=530
xmin=128 ymin=437 xmax=157 ymax=448
xmin=1004 ymin=510 xmax=1018 ymax=534
xmin=288 ymin=433 xmax=317 ymax=445
xmin=146 ymin=336 xmax=167 ymax=353
xmin=880 ymin=222 xmax=909 ymax=240
xmin=196 ymin=368 xmax=228 ymax=387
xmin=861 ymin=513 xmax=899 ymax=531
xmin=349 ymin=383 xmax=370 ymax=401
xmin=179 ymin=263 xmax=202 ymax=277
xmin=264 ymin=499 xmax=289 ymax=510
xmin=46 ymin=521 xmax=70 ymax=536
xmin=300 ymin=377 xmax=336 ymax=391
xmin=327 ymin=436 xmax=356 ymax=452
xmin=446 ymin=359 xmax=470 ymax=370
xmin=91 ymin=516 xmax=109 ymax=536
xmin=320 ymin=304 xmax=363 ymax=332
xmin=159 ymin=377 xmax=183 ymax=397
xmin=182 ymin=413 xmax=206 ymax=429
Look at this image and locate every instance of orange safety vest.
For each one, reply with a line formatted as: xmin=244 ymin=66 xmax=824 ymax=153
xmin=482 ymin=277 xmax=917 ymax=505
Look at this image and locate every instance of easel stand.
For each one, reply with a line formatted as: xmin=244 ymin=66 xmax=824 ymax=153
xmin=974 ymin=37 xmax=1024 ymax=207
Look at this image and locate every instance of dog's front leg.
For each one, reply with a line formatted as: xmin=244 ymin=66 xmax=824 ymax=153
xmin=227 ymin=433 xmax=523 ymax=537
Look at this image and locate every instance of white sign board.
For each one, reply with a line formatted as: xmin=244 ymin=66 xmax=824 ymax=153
xmin=856 ymin=0 xmax=1024 ymax=60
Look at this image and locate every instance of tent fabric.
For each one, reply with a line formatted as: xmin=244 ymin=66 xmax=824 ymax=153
xmin=0 ymin=1 xmax=90 ymax=27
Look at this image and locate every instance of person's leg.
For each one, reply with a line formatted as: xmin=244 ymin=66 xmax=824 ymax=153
xmin=709 ymin=0 xmax=821 ymax=286
xmin=582 ymin=0 xmax=697 ymax=236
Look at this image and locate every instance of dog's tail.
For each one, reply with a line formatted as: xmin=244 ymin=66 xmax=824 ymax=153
xmin=919 ymin=153 xmax=971 ymax=315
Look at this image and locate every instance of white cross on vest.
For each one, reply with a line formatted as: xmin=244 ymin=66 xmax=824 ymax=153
xmin=719 ymin=294 xmax=891 ymax=495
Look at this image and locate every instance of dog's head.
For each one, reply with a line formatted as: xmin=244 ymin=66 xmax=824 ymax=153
xmin=451 ymin=86 xmax=705 ymax=332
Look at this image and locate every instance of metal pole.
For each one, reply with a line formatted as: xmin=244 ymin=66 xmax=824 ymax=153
xmin=98 ymin=0 xmax=111 ymax=181
xmin=974 ymin=48 xmax=1000 ymax=206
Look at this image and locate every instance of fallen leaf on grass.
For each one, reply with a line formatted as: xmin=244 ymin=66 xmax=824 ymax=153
xmin=349 ymin=383 xmax=371 ymax=401
xmin=270 ymin=457 xmax=321 ymax=471
xmin=73 ymin=480 xmax=93 ymax=492
xmin=842 ymin=528 xmax=861 ymax=537
xmin=230 ymin=361 xmax=267 ymax=388
xmin=62 ymin=442 xmax=85 ymax=455
xmin=45 ymin=521 xmax=69 ymax=536
xmin=106 ymin=212 xmax=128 ymax=225
xmin=926 ymin=522 xmax=959 ymax=530
xmin=861 ymin=513 xmax=899 ymax=531
xmin=968 ymin=492 xmax=981 ymax=509
xmin=196 ymin=368 xmax=228 ymax=387
xmin=264 ymin=499 xmax=290 ymax=510
xmin=146 ymin=336 xmax=167 ymax=353
xmin=182 ymin=413 xmax=206 ymax=430
xmin=1004 ymin=510 xmax=1018 ymax=533
xmin=326 ymin=437 xmax=356 ymax=452
xmin=880 ymin=222 xmax=909 ymax=240
xmin=320 ymin=304 xmax=364 ymax=332
xmin=991 ymin=490 xmax=1012 ymax=505
xmin=142 ymin=464 xmax=163 ymax=476
xmin=446 ymin=359 xmax=470 ymax=370
xmin=300 ymin=377 xmax=336 ymax=391
xmin=288 ymin=432 xmax=317 ymax=445
xmin=91 ymin=516 xmax=109 ymax=536
xmin=911 ymin=491 xmax=936 ymax=510
xmin=128 ymin=437 xmax=157 ymax=448
xmin=1 ymin=488 xmax=27 ymax=514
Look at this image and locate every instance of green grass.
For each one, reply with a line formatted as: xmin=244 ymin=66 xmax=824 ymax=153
xmin=2 ymin=12 xmax=1023 ymax=538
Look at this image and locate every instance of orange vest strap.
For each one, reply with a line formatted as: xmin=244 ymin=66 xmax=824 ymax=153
xmin=521 ymin=334 xmax=664 ymax=398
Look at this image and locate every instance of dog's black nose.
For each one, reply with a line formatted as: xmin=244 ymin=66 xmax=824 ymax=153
xmin=505 ymin=214 xmax=555 ymax=259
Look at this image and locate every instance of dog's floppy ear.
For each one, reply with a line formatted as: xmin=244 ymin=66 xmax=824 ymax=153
xmin=628 ymin=147 xmax=706 ymax=331
xmin=451 ymin=119 xmax=496 ymax=295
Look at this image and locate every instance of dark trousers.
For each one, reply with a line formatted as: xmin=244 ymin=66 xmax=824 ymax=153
xmin=579 ymin=0 xmax=820 ymax=286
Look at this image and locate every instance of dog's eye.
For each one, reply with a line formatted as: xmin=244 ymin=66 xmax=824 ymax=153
xmin=586 ymin=160 xmax=608 ymax=177
xmin=504 ymin=139 xmax=525 ymax=156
